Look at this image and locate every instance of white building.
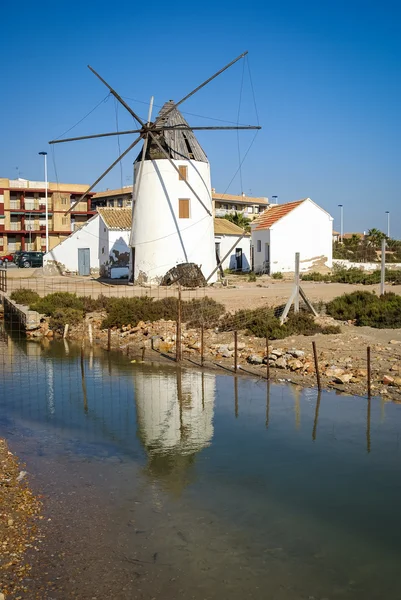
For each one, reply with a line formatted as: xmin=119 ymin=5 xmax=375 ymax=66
xmin=43 ymin=208 xmax=131 ymax=277
xmin=214 ymin=218 xmax=251 ymax=272
xmin=251 ymin=198 xmax=333 ymax=274
xmin=130 ymin=101 xmax=216 ymax=284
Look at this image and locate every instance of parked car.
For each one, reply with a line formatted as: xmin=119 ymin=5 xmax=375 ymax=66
xmin=0 ymin=253 xmax=14 ymax=263
xmin=16 ymin=251 xmax=44 ymax=268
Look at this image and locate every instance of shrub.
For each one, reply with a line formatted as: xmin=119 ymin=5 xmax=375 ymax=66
xmin=248 ymin=272 xmax=257 ymax=282
xmin=78 ymin=294 xmax=111 ymax=313
xmin=326 ymin=291 xmax=401 ymax=328
xmin=101 ymin=295 xmax=225 ymax=329
xmin=219 ymin=306 xmax=340 ymax=339
xmin=301 ymin=267 xmax=401 ymax=285
xmin=49 ymin=308 xmax=84 ymax=332
xmin=271 ymin=272 xmax=283 ymax=279
xmin=31 ymin=292 xmax=84 ymax=316
xmin=10 ymin=288 xmax=40 ymax=306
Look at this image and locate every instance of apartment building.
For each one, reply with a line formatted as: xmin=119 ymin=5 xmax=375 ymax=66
xmin=0 ymin=178 xmax=95 ymax=253
xmin=212 ymin=190 xmax=271 ymax=220
xmin=91 ymin=186 xmax=133 ymax=210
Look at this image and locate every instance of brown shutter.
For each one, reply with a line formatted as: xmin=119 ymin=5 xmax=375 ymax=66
xmin=178 ymin=166 xmax=187 ymax=181
xmin=179 ymin=199 xmax=190 ymax=219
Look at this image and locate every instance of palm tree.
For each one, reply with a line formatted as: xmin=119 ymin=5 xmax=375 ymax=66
xmin=366 ymin=228 xmax=387 ymax=248
xmin=224 ymin=212 xmax=251 ymax=232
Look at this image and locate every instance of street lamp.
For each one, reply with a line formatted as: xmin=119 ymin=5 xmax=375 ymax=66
xmin=385 ymin=211 xmax=390 ymax=238
xmin=38 ymin=152 xmax=49 ymax=252
xmin=338 ymin=204 xmax=343 ymax=243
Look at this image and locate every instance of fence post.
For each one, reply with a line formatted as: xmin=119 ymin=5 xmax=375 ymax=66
xmin=176 ymin=285 xmax=182 ymax=363
xmin=367 ymin=346 xmax=371 ymax=398
xmin=63 ymin=324 xmax=69 ymax=339
xmin=312 ymin=341 xmax=321 ymax=390
xmin=234 ymin=330 xmax=238 ymax=372
xmin=88 ymin=323 xmax=93 ymax=346
xmin=266 ymin=335 xmax=270 ymax=380
xmin=200 ymin=323 xmax=204 ymax=367
xmin=380 ymin=238 xmax=386 ymax=296
xmin=294 ymin=252 xmax=300 ymax=313
xmin=107 ymin=328 xmax=111 ymax=351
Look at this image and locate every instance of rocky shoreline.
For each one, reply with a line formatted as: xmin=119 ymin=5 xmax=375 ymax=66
xmin=23 ymin=310 xmax=401 ymax=402
xmin=0 ymin=439 xmax=42 ymax=599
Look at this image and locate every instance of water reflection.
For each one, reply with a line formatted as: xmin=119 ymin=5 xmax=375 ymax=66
xmin=135 ymin=368 xmax=215 ymax=495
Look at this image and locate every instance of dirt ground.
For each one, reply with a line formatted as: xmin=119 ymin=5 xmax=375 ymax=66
xmin=0 ymin=439 xmax=42 ymax=599
xmin=4 ymin=269 xmax=401 ymax=313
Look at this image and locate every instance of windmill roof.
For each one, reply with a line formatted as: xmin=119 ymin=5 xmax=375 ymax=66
xmin=253 ymin=199 xmax=306 ymax=230
xmin=136 ymin=101 xmax=208 ymax=163
xmin=97 ymin=207 xmax=131 ymax=230
xmin=214 ymin=218 xmax=250 ymax=236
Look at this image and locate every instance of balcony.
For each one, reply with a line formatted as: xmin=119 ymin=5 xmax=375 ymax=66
xmin=10 ymin=222 xmax=21 ymax=231
xmin=10 ymin=200 xmax=21 ymax=210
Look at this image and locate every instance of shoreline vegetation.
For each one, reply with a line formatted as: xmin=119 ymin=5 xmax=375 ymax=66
xmin=3 ymin=288 xmax=401 ymax=401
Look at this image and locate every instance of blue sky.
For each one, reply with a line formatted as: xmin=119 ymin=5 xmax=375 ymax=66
xmin=2 ymin=0 xmax=400 ymax=236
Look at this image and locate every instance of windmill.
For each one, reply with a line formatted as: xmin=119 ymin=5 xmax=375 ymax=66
xmin=49 ymin=52 xmax=261 ymax=284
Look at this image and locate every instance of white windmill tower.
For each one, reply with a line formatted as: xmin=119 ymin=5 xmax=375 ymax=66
xmin=49 ymin=53 xmax=260 ymax=284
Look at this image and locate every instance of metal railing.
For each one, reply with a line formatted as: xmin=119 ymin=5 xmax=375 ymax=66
xmin=0 ymin=266 xmax=7 ymax=293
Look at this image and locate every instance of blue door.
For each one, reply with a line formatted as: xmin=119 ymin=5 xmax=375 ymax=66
xmin=78 ymin=248 xmax=90 ymax=276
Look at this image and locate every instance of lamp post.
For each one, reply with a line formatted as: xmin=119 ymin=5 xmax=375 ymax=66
xmin=338 ymin=204 xmax=343 ymax=243
xmin=39 ymin=152 xmax=49 ymax=252
xmin=385 ymin=211 xmax=390 ymax=238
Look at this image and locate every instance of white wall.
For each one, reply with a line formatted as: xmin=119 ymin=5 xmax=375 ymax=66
xmin=252 ymin=200 xmax=332 ymax=273
xmin=43 ymin=214 xmax=100 ymax=275
xmin=130 ymin=159 xmax=217 ymax=283
xmin=215 ymin=235 xmax=251 ymax=272
xmin=334 ymin=259 xmax=401 ymax=271
xmin=99 ymin=222 xmax=130 ymax=277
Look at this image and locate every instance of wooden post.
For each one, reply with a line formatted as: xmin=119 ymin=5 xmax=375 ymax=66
xmin=294 ymin=252 xmax=300 ymax=313
xmin=200 ymin=323 xmax=204 ymax=367
xmin=63 ymin=323 xmax=69 ymax=339
xmin=312 ymin=341 xmax=321 ymax=390
xmin=367 ymin=346 xmax=371 ymax=398
xmin=234 ymin=330 xmax=238 ymax=372
xmin=367 ymin=396 xmax=371 ymax=454
xmin=265 ymin=382 xmax=270 ymax=429
xmin=176 ymin=285 xmax=182 ymax=362
xmin=88 ymin=323 xmax=93 ymax=346
xmin=380 ymin=238 xmax=386 ymax=296
xmin=80 ymin=346 xmax=88 ymax=414
xmin=107 ymin=328 xmax=111 ymax=351
xmin=266 ymin=335 xmax=270 ymax=380
xmin=141 ymin=346 xmax=145 ymax=361
xmin=312 ymin=390 xmax=321 ymax=441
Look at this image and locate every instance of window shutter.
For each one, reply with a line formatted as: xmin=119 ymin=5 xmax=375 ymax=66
xmin=179 ymin=199 xmax=190 ymax=219
xmin=178 ymin=166 xmax=187 ymax=181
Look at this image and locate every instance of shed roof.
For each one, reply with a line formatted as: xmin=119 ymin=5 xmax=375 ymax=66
xmin=97 ymin=207 xmax=132 ymax=230
xmin=253 ymin=199 xmax=307 ymax=230
xmin=214 ymin=218 xmax=249 ymax=236
xmin=136 ymin=101 xmax=208 ymax=163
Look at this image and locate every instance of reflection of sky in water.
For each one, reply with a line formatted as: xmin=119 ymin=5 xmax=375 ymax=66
xmin=2 ymin=326 xmax=401 ymax=598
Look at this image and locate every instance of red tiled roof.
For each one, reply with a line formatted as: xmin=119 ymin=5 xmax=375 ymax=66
xmin=253 ymin=200 xmax=306 ymax=230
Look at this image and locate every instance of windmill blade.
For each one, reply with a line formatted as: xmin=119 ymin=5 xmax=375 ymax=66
xmin=159 ymin=51 xmax=248 ymax=123
xmin=147 ymin=130 xmax=212 ymax=217
xmin=88 ymin=65 xmax=146 ymax=127
xmin=49 ymin=129 xmax=142 ymax=144
xmin=65 ymin=135 xmax=143 ymax=215
xmin=133 ymin=97 xmax=154 ymax=206
xmin=163 ymin=125 xmax=261 ymax=131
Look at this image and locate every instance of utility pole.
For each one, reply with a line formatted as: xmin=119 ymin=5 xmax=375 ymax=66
xmin=338 ymin=204 xmax=343 ymax=243
xmin=385 ymin=211 xmax=390 ymax=238
xmin=39 ymin=152 xmax=49 ymax=252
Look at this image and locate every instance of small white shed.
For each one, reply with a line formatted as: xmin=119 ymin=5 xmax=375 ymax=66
xmin=214 ymin=218 xmax=251 ymax=272
xmin=251 ymin=198 xmax=333 ymax=274
xmin=43 ymin=208 xmax=131 ymax=277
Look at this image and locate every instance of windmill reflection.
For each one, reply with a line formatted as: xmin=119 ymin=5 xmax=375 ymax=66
xmin=135 ymin=368 xmax=215 ymax=495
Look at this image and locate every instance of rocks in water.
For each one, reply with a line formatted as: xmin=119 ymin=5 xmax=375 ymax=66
xmin=333 ymin=374 xmax=353 ymax=384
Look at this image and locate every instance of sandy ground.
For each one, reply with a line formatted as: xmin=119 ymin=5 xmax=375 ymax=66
xmin=4 ymin=269 xmax=401 ymax=312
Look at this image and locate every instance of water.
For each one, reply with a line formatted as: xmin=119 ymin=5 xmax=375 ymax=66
xmin=1 ymin=324 xmax=401 ymax=599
